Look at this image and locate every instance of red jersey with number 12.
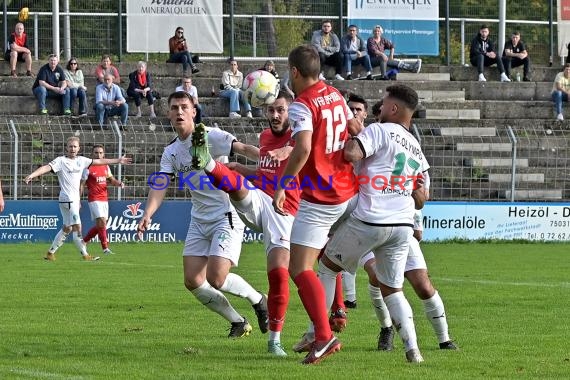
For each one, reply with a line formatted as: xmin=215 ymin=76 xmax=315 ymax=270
xmin=289 ymin=81 xmax=357 ymax=205
xmin=85 ymin=165 xmax=112 ymax=202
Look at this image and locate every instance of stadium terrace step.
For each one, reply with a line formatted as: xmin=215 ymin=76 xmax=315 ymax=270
xmin=466 ymin=158 xmax=529 ymax=168
xmin=396 ymin=72 xmax=451 ymax=81
xmin=440 ymin=127 xmax=496 ymax=136
xmin=426 ymin=109 xmax=480 ymax=119
xmin=500 ymin=189 xmax=564 ymax=200
xmin=456 ymin=143 xmax=512 ymax=152
xmin=417 ymin=90 xmax=465 ymax=102
xmin=488 ymin=173 xmax=545 ymax=183
xmin=448 ymin=65 xmax=563 ymax=82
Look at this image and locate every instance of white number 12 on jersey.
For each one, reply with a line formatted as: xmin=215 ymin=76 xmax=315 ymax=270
xmin=322 ymin=106 xmax=347 ymax=154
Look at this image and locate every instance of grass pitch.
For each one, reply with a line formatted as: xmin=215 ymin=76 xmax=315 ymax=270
xmin=0 ymin=242 xmax=569 ymax=379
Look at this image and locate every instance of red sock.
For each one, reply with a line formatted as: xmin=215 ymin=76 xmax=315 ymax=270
xmin=294 ymin=270 xmax=332 ymax=342
xmin=267 ymin=267 xmax=290 ymax=332
xmin=98 ymin=226 xmax=109 ymax=250
xmin=331 ymin=272 xmax=346 ymax=311
xmin=209 ymin=161 xmax=242 ymax=192
xmin=83 ymin=226 xmax=98 ymax=243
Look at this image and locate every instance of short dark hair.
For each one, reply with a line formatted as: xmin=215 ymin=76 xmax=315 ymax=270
xmin=480 ymin=24 xmax=489 ymax=30
xmin=385 ymin=84 xmax=418 ymax=111
xmin=288 ymin=44 xmax=320 ymax=78
xmin=92 ymin=144 xmax=104 ymax=152
xmin=276 ymin=90 xmax=293 ymax=104
xmin=371 ymin=100 xmax=383 ymax=117
xmin=168 ymin=91 xmax=195 ymax=106
xmin=348 ymin=93 xmax=368 ymax=110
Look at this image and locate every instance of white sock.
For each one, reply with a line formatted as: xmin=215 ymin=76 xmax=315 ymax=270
xmin=423 ymin=291 xmax=450 ymax=343
xmin=317 ymin=260 xmax=338 ymax=311
xmin=368 ymin=284 xmax=392 ymax=328
xmin=191 ymin=281 xmax=243 ymax=323
xmin=384 ymin=291 xmax=418 ymax=351
xmin=269 ymin=331 xmax=281 ymax=342
xmin=220 ymin=273 xmax=262 ymax=305
xmin=342 ymin=271 xmax=357 ymax=303
xmin=73 ymin=231 xmax=88 ymax=255
xmin=49 ymin=229 xmax=68 ymax=253
xmin=204 ymin=158 xmax=216 ymax=172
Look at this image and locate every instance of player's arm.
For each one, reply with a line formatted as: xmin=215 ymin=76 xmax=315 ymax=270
xmin=24 ymin=164 xmax=52 ymax=184
xmin=92 ymin=156 xmax=132 ymax=166
xmin=344 ymin=138 xmax=365 ymax=162
xmin=227 ymin=162 xmax=257 ymax=177
xmin=137 ymin=187 xmax=167 ymax=238
xmin=277 ymin=130 xmax=311 ymax=189
xmin=348 ymin=117 xmax=364 ymax=136
xmin=232 ymin=141 xmax=260 ymax=161
xmin=108 ymin=173 xmax=125 ymax=188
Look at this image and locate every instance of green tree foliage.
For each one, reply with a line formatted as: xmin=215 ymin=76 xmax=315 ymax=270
xmin=273 ymin=0 xmax=313 ymax=56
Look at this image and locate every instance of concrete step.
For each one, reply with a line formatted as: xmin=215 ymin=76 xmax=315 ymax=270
xmin=417 ymin=90 xmax=465 ymax=102
xmin=440 ymin=127 xmax=495 ymax=136
xmin=499 ymin=189 xmax=564 ymax=200
xmin=396 ymin=72 xmax=451 ymax=81
xmin=467 ymin=158 xmax=529 ymax=168
xmin=426 ymin=109 xmax=480 ymax=119
xmin=488 ymin=173 xmax=545 ymax=183
xmin=456 ymin=143 xmax=512 ymax=152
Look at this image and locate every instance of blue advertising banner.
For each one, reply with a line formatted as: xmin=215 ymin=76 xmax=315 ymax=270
xmin=348 ymin=0 xmax=439 ymax=56
xmin=0 ymin=200 xmax=192 ymax=243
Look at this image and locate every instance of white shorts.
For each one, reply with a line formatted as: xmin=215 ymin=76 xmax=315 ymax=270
xmin=233 ymin=189 xmax=294 ymax=255
xmin=183 ymin=210 xmax=245 ymax=266
xmin=59 ymin=200 xmax=81 ymax=227
xmin=358 ymin=236 xmax=427 ymax=272
xmin=413 ymin=210 xmax=423 ymax=231
xmin=291 ymin=195 xmax=357 ymax=249
xmin=88 ymin=201 xmax=109 ymax=220
xmin=326 ymin=216 xmax=412 ymax=288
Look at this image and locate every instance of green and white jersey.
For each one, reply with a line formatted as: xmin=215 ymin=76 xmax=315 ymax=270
xmin=352 ymin=122 xmax=429 ymax=225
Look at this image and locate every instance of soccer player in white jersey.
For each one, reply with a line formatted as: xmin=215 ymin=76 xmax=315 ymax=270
xmin=318 ymin=84 xmax=429 ymax=363
xmin=137 ymin=91 xmax=269 ymax=338
xmin=24 ymin=136 xmax=132 ymax=261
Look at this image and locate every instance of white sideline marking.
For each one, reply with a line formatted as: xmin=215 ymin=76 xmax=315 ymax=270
xmin=10 ymin=368 xmax=85 ymax=379
xmin=433 ymin=277 xmax=570 ymax=289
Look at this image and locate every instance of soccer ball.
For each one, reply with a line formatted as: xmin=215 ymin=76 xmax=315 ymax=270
xmin=242 ymin=70 xmax=279 ymax=108
xmin=18 ymin=7 xmax=29 ymax=22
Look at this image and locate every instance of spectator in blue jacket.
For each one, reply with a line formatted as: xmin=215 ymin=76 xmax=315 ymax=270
xmin=95 ymin=73 xmax=128 ymax=127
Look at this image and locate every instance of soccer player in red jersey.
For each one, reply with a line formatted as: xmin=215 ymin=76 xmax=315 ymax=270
xmin=272 ymin=44 xmax=363 ymax=364
xmin=192 ymin=91 xmax=300 ymax=356
xmin=81 ymin=145 xmax=124 ymax=255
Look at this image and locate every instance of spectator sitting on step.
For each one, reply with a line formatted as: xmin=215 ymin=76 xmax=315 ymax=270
xmin=64 ymin=57 xmax=87 ymax=117
xmin=469 ymin=24 xmax=511 ymax=82
xmin=4 ymin=22 xmax=33 ymax=77
xmin=502 ymin=31 xmax=531 ymax=81
xmin=367 ymin=25 xmax=421 ymax=79
xmin=127 ymin=61 xmax=156 ymax=119
xmin=32 ymin=54 xmax=71 ymax=115
xmin=95 ymin=73 xmax=128 ymax=127
xmin=95 ymin=54 xmax=121 ymax=85
xmin=260 ymin=59 xmax=279 ymax=79
xmin=219 ymin=58 xmax=252 ymax=119
xmin=311 ymin=20 xmax=344 ymax=81
xmin=175 ymin=75 xmax=203 ymax=123
xmin=551 ymin=63 xmax=570 ymax=121
xmin=168 ymin=27 xmax=199 ymax=74
xmin=340 ymin=25 xmax=373 ymax=80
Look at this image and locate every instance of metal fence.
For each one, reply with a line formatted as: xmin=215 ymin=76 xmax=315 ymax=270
xmin=0 ymin=117 xmax=261 ymax=202
xmin=1 ymin=1 xmax=562 ymax=64
xmin=2 ymin=117 xmax=568 ymax=202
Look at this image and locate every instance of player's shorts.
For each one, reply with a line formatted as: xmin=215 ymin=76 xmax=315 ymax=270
xmin=326 ymin=216 xmax=412 ymax=288
xmin=88 ymin=201 xmax=109 ymax=220
xmin=183 ymin=210 xmax=245 ymax=266
xmin=59 ymin=200 xmax=81 ymax=227
xmin=233 ymin=189 xmax=294 ymax=255
xmin=291 ymin=195 xmax=357 ymax=249
xmin=358 ymin=235 xmax=427 ymax=272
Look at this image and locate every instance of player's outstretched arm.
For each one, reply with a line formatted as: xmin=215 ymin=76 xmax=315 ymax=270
xmin=137 ymin=188 xmax=167 ymax=239
xmin=93 ymin=156 xmax=133 ymax=166
xmin=232 ymin=141 xmax=260 ymax=161
xmin=24 ymin=164 xmax=52 ymax=184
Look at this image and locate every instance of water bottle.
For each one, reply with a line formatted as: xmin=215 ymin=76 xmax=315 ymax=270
xmin=516 ymin=72 xmax=521 ymax=82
